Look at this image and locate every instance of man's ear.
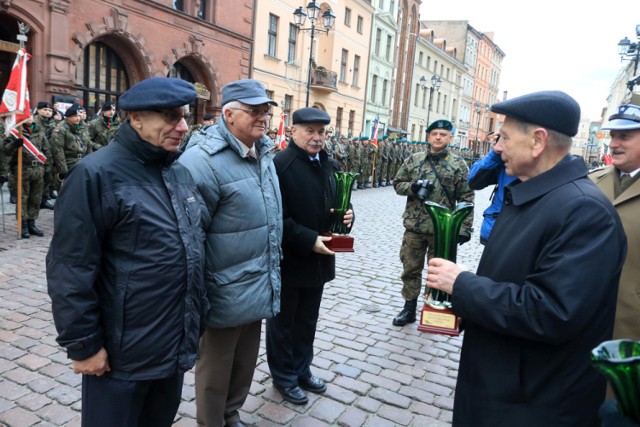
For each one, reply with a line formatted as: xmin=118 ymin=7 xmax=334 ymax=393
xmin=531 ymin=127 xmax=548 ymax=158
xmin=128 ymin=111 xmax=143 ymax=129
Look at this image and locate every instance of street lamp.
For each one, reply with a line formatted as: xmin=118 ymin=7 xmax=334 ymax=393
xmin=617 ymin=24 xmax=640 ymax=91
xmin=293 ymin=1 xmax=336 ymax=107
xmin=420 ymin=74 xmax=442 ymax=131
xmin=474 ymin=102 xmax=483 ymax=151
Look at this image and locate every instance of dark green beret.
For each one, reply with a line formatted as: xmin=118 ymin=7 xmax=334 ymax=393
xmin=426 ymin=119 xmax=453 ymax=134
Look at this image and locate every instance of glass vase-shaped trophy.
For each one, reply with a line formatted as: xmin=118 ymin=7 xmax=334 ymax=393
xmin=418 ymin=200 xmax=474 ymax=336
xmin=591 ymin=339 xmax=640 ymax=423
xmin=325 ymin=172 xmax=358 ymax=252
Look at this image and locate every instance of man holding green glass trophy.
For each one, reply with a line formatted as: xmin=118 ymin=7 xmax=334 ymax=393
xmin=266 ymin=107 xmax=355 ymax=405
xmin=392 ymin=119 xmax=474 ymax=328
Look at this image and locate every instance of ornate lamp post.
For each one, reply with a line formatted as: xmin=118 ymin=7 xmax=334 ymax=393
xmin=473 ymin=102 xmax=482 ymax=153
xmin=617 ymin=25 xmax=640 ymax=91
xmin=293 ymin=1 xmax=336 ymax=107
xmin=420 ymin=74 xmax=442 ymax=131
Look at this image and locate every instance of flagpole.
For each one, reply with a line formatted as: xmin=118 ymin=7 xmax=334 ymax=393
xmin=15 ymin=24 xmax=29 ymax=239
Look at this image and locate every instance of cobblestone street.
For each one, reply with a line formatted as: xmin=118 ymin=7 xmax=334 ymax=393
xmin=0 ymin=183 xmax=491 ymax=427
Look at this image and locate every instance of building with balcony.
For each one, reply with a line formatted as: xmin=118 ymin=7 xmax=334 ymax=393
xmin=251 ymin=0 xmax=374 ymax=136
xmin=0 ymin=0 xmax=252 ymax=121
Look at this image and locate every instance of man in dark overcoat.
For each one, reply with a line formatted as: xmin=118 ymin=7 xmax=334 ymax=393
xmin=266 ymin=107 xmax=353 ymax=405
xmin=425 ymin=91 xmax=627 ymax=427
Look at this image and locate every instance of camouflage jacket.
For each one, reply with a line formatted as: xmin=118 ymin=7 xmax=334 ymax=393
xmin=349 ymin=143 xmax=361 ymax=166
xmin=50 ymin=120 xmax=90 ymax=174
xmin=4 ymin=121 xmax=51 ymax=172
xmin=394 ymin=147 xmax=474 ymax=235
xmin=88 ymin=115 xmax=120 ymax=149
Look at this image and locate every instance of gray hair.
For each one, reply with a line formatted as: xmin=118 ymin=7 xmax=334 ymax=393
xmin=513 ymin=119 xmax=572 ymax=151
xmin=222 ymin=100 xmax=242 ymax=115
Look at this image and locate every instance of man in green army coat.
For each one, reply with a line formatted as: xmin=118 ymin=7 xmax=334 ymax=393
xmin=372 ymin=139 xmax=383 ymax=188
xmin=350 ymin=137 xmax=362 ymax=189
xmin=50 ymin=104 xmax=90 ymax=187
xmin=359 ymin=137 xmax=373 ymax=189
xmin=88 ymin=102 xmax=120 ymax=150
xmin=33 ymin=102 xmax=56 ymax=209
xmin=4 ymin=116 xmax=51 ymax=238
xmin=392 ymin=119 xmax=474 ymax=326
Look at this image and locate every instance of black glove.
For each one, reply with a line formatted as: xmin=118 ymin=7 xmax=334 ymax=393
xmin=11 ymin=137 xmax=23 ymax=149
xmin=458 ymin=233 xmax=471 ymax=245
xmin=57 ymin=172 xmax=67 ymax=180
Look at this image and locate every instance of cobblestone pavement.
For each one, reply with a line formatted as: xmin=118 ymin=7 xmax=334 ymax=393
xmin=0 ymin=183 xmax=492 ymax=427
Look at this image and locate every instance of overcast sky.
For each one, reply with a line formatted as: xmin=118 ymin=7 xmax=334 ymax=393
xmin=419 ymin=0 xmax=639 ymax=121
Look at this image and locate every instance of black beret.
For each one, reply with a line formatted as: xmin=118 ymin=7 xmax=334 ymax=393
xmin=221 ymin=79 xmax=277 ymax=107
xmin=37 ymin=102 xmax=51 ymax=110
xmin=102 ymin=102 xmax=116 ymax=111
xmin=491 ymin=90 xmax=580 ymax=137
xmin=119 ymin=77 xmax=197 ymax=111
xmin=292 ymin=107 xmax=330 ymax=125
xmin=426 ymin=119 xmax=453 ymax=134
xmin=203 ymin=114 xmax=214 ymax=121
xmin=64 ymin=103 xmax=81 ymax=117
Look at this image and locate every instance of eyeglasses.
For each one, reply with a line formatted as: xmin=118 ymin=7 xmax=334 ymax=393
xmin=230 ymin=108 xmax=273 ymax=118
xmin=152 ymin=109 xmax=191 ymax=126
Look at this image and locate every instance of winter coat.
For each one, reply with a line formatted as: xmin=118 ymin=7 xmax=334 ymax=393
xmin=451 ymin=155 xmax=626 ymax=427
xmin=46 ymin=121 xmax=207 ymax=381
xmin=178 ymin=117 xmax=283 ymax=328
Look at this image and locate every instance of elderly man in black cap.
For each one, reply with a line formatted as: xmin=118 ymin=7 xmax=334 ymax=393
xmin=178 ymin=78 xmax=283 ymax=427
xmin=265 ymin=107 xmax=353 ymax=405
xmin=426 ymin=90 xmax=626 ymax=427
xmin=88 ymin=101 xmax=120 ymax=149
xmin=47 ymin=77 xmax=207 ymax=427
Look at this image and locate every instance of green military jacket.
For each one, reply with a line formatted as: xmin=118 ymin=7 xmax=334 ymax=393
xmin=88 ymin=115 xmax=120 ymax=149
xmin=50 ymin=120 xmax=90 ymax=174
xmin=349 ymin=142 xmax=361 ymax=166
xmin=394 ymin=146 xmax=474 ymax=235
xmin=4 ymin=121 xmax=51 ymax=172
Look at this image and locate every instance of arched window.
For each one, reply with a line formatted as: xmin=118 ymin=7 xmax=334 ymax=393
xmin=76 ymin=41 xmax=129 ymax=117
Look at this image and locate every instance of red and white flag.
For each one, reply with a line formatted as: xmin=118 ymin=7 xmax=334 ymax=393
xmin=370 ymin=116 xmax=380 ymax=147
xmin=0 ymin=48 xmax=31 ymax=136
xmin=9 ymin=127 xmax=46 ymax=164
xmin=276 ymin=113 xmax=287 ymax=150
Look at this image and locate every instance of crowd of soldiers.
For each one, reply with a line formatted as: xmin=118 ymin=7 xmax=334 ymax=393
xmin=0 ymin=101 xmax=120 ymax=238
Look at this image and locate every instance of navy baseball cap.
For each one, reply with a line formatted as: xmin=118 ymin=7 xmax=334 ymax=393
xmin=119 ymin=77 xmax=197 ymax=111
xmin=602 ymin=104 xmax=640 ymax=131
xmin=221 ymin=79 xmax=277 ymax=107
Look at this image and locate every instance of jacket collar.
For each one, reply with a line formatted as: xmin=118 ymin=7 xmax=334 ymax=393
xmin=506 ymin=155 xmax=588 ymax=206
xmin=114 ymin=120 xmax=176 ymax=166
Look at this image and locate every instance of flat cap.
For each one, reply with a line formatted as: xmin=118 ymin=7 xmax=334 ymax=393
xmin=64 ymin=103 xmax=81 ymax=118
xmin=292 ymin=107 xmax=330 ymax=125
xmin=221 ymin=79 xmax=277 ymax=107
xmin=426 ymin=119 xmax=453 ymax=134
xmin=602 ymin=104 xmax=640 ymax=131
xmin=37 ymin=102 xmax=51 ymax=110
xmin=491 ymin=90 xmax=580 ymax=137
xmin=119 ymin=77 xmax=197 ymax=111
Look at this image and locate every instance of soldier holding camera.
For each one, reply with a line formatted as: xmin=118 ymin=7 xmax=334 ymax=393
xmin=392 ymin=119 xmax=474 ymax=327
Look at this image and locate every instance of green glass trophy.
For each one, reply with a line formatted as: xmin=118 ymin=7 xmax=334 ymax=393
xmin=325 ymin=171 xmax=358 ymax=252
xmin=418 ymin=201 xmax=474 ymax=336
xmin=591 ymin=339 xmax=640 ymax=423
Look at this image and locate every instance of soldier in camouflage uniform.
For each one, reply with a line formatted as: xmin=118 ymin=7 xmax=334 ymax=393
xmin=77 ymin=106 xmax=101 ymax=154
xmin=359 ymin=137 xmax=372 ymax=188
xmin=332 ymin=134 xmax=347 ymax=171
xmin=392 ymin=119 xmax=474 ymax=326
xmin=4 ymin=117 xmax=51 ymax=238
xmin=350 ymin=138 xmax=362 ymax=189
xmin=33 ymin=102 xmax=56 ymax=209
xmin=88 ymin=102 xmax=120 ymax=150
xmin=50 ymin=104 xmax=90 ymax=188
xmin=379 ymin=138 xmax=390 ymax=186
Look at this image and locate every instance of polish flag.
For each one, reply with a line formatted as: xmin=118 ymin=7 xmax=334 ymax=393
xmin=0 ymin=48 xmax=31 ymax=136
xmin=9 ymin=127 xmax=46 ymax=164
xmin=276 ymin=113 xmax=287 ymax=150
xmin=370 ymin=116 xmax=380 ymax=147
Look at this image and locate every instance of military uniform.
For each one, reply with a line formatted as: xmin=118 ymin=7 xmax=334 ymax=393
xmin=392 ymin=120 xmax=474 ymax=326
xmin=33 ymin=114 xmax=56 ymax=209
xmin=88 ymin=115 xmax=120 ymax=149
xmin=5 ymin=121 xmax=50 ymax=238
xmin=50 ymin=119 xmax=89 ymax=184
xmin=349 ymin=140 xmax=361 ymax=188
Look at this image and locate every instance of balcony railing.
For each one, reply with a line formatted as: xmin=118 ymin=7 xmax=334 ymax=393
xmin=310 ymin=67 xmax=338 ymax=92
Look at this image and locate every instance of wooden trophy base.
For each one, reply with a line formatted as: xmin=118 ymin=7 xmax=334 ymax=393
xmin=323 ymin=233 xmax=354 ymax=252
xmin=418 ymin=303 xmax=460 ymax=336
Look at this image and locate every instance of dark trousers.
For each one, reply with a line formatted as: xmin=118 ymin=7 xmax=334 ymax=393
xmin=81 ymin=372 xmax=184 ymax=427
xmin=266 ymin=285 xmax=324 ymax=388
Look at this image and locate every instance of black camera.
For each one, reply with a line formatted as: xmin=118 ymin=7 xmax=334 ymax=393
xmin=412 ymin=179 xmax=435 ymax=200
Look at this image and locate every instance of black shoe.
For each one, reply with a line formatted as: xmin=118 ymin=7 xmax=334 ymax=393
xmin=20 ymin=221 xmax=30 ymax=239
xmin=299 ymin=376 xmax=327 ymax=394
xmin=392 ymin=299 xmax=418 ymax=326
xmin=275 ymin=384 xmax=308 ymax=405
xmin=27 ymin=220 xmax=44 ymax=237
xmin=40 ymin=199 xmax=55 ymax=210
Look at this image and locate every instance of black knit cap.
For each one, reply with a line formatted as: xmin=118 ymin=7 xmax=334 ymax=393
xmin=491 ymin=90 xmax=580 ymax=137
xmin=37 ymin=102 xmax=51 ymax=110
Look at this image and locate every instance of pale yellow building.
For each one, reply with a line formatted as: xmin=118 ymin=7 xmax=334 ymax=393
xmin=252 ymin=0 xmax=374 ymax=135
